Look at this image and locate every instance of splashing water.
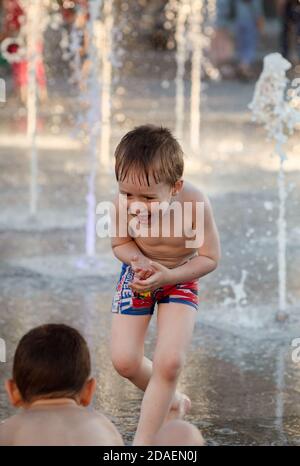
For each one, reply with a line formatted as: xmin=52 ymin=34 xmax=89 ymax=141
xmin=188 ymin=0 xmax=203 ymax=153
xmin=69 ymin=1 xmax=114 ymax=257
xmin=25 ymin=0 xmax=41 ymax=217
xmin=220 ymin=270 xmax=248 ymax=309
xmin=84 ymin=0 xmax=103 ymax=258
xmin=249 ymin=53 xmax=300 ymax=319
xmin=166 ymin=0 xmax=190 ymax=142
xmin=100 ymin=0 xmax=114 ymax=171
xmin=166 ymin=0 xmax=207 ymax=154
xmin=2 ymin=0 xmax=63 ymax=217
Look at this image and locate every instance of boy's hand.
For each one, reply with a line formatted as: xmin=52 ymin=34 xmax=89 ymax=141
xmin=131 ymin=255 xmax=154 ymax=280
xmin=129 ymin=260 xmax=173 ymax=292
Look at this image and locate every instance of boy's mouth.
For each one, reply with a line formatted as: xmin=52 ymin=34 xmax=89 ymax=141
xmin=129 ymin=211 xmax=151 ymax=224
xmin=138 ymin=215 xmax=150 ymax=224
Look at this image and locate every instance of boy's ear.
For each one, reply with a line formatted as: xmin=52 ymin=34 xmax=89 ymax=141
xmin=79 ymin=378 xmax=96 ymax=407
xmin=5 ymin=379 xmax=23 ymax=407
xmin=172 ymin=179 xmax=184 ymax=195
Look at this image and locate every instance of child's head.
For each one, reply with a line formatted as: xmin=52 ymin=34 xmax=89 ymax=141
xmin=114 ymin=125 xmax=184 ymax=213
xmin=5 ymin=324 xmax=96 ymax=408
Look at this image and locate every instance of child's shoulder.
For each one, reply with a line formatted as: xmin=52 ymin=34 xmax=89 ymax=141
xmin=0 ymin=414 xmax=19 ymax=445
xmin=87 ymin=410 xmax=115 ymax=430
xmin=90 ymin=409 xmax=117 ymax=428
xmin=90 ymin=410 xmax=124 ymax=445
xmin=181 ymin=180 xmax=206 ymax=203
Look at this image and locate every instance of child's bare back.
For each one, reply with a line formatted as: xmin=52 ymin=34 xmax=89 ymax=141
xmin=0 ymin=324 xmax=123 ymax=446
xmin=1 ymin=402 xmax=122 ymax=446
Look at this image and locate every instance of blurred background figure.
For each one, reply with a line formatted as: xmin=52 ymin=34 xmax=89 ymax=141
xmin=211 ymin=0 xmax=236 ymax=78
xmin=0 ymin=0 xmax=47 ymax=104
xmin=214 ymin=0 xmax=265 ymax=80
xmin=277 ymin=0 xmax=300 ymax=63
xmin=235 ymin=0 xmax=265 ymax=80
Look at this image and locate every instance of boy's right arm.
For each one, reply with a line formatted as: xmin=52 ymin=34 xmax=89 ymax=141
xmin=111 ymin=197 xmax=154 ymax=279
xmin=110 ymin=196 xmax=149 ymax=268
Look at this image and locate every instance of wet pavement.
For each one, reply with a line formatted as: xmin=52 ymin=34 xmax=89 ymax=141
xmin=0 ymin=48 xmax=300 ymax=445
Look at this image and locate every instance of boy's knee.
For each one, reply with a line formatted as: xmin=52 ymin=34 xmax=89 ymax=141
xmin=153 ymin=353 xmax=185 ymax=381
xmin=111 ymin=350 xmax=142 ymax=379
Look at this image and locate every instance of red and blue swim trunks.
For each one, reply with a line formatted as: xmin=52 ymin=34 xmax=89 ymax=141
xmin=112 ymin=263 xmax=199 ymax=315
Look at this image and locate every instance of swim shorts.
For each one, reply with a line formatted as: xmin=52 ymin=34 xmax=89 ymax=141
xmin=111 ymin=262 xmax=199 ymax=315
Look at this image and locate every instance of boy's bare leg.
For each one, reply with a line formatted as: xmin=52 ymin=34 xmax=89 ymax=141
xmin=132 ymin=303 xmax=196 ymax=446
xmin=110 ymin=313 xmax=188 ymax=410
xmin=110 ymin=314 xmax=152 ymax=387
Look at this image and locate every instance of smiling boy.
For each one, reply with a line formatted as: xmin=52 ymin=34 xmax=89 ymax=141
xmin=110 ymin=125 xmax=221 ymax=445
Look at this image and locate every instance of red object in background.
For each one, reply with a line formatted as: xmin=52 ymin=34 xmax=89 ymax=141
xmin=3 ymin=0 xmax=46 ymax=91
xmin=3 ymin=0 xmax=24 ymax=35
xmin=7 ymin=42 xmax=19 ymax=54
xmin=12 ymin=60 xmax=46 ymax=88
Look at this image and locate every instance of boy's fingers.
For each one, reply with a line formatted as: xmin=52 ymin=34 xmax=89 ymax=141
xmin=130 ymin=278 xmax=150 ymax=287
xmin=149 ymin=260 xmax=165 ymax=272
xmin=132 ymin=265 xmax=141 ymax=272
xmin=132 ymin=276 xmax=156 ymax=287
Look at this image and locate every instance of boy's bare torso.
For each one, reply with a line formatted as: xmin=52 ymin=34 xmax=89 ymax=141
xmin=0 ymin=405 xmax=123 ymax=446
xmin=117 ymin=181 xmax=204 ymax=268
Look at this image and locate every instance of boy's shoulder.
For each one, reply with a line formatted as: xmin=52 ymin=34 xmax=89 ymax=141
xmin=181 ymin=180 xmax=206 ymax=203
xmin=90 ymin=409 xmax=118 ymax=429
xmin=89 ymin=410 xmax=124 ymax=445
xmin=0 ymin=414 xmax=19 ymax=445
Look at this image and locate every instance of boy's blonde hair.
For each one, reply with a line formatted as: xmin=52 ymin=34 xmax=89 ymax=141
xmin=114 ymin=125 xmax=184 ymax=186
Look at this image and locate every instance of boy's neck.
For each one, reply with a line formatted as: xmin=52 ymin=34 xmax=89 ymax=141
xmin=27 ymin=397 xmax=79 ymax=409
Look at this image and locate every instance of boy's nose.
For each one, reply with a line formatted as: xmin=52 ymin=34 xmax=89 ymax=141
xmin=128 ymin=202 xmax=149 ymax=216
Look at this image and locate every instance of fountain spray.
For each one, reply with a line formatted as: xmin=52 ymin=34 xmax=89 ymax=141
xmin=84 ymin=0 xmax=103 ymax=258
xmin=188 ymin=0 xmax=203 ymax=153
xmin=99 ymin=0 xmax=114 ymax=171
xmin=165 ymin=0 xmax=190 ymax=142
xmin=165 ymin=0 xmax=205 ymax=153
xmin=249 ymin=53 xmax=300 ymax=320
xmin=25 ymin=0 xmax=41 ymax=217
xmin=174 ymin=0 xmax=190 ymax=143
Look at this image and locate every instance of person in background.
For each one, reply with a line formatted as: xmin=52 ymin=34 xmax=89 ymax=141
xmin=1 ymin=0 xmax=47 ymax=104
xmin=277 ymin=0 xmax=300 ymax=63
xmin=216 ymin=0 xmax=265 ymax=80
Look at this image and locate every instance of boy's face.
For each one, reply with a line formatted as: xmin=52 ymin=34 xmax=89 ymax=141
xmin=118 ymin=174 xmax=183 ymax=224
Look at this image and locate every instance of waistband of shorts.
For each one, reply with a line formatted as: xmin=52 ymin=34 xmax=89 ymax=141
xmin=121 ymin=253 xmax=198 ymax=271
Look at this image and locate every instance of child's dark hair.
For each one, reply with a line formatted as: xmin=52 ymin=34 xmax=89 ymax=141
xmin=13 ymin=324 xmax=91 ymax=403
xmin=114 ymin=125 xmax=184 ymax=186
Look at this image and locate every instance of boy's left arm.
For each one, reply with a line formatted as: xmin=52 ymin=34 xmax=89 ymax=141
xmin=130 ymin=193 xmax=221 ymax=291
xmin=167 ymin=192 xmax=221 ymax=284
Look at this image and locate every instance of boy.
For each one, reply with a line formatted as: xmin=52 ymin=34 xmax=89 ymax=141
xmin=110 ymin=125 xmax=221 ymax=445
xmin=0 ymin=324 xmax=124 ymax=446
